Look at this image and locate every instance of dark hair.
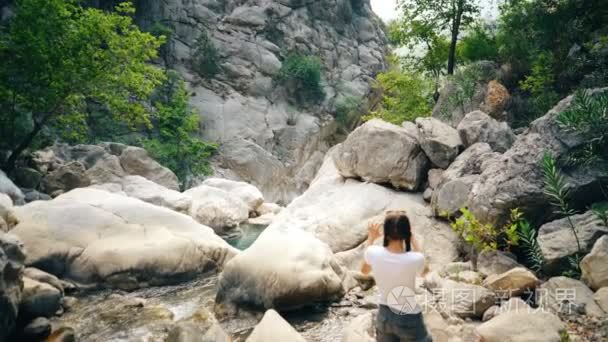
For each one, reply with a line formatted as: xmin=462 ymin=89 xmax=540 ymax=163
xmin=383 ymin=212 xmax=412 ymax=251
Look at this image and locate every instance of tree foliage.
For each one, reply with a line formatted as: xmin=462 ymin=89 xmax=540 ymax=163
xmin=364 ymin=68 xmax=433 ymax=125
xmin=143 ymin=72 xmax=217 ymax=187
xmin=397 ymin=0 xmax=480 ymax=75
xmin=0 ymin=0 xmax=165 ymax=171
xmin=277 ymin=54 xmax=325 ymax=104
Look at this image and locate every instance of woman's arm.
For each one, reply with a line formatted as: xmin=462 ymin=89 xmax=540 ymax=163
xmin=411 ymin=234 xmax=430 ymax=276
xmin=360 ymin=221 xmax=382 ymax=275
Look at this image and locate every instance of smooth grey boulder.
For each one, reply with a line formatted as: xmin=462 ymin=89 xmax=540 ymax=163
xmin=0 ymin=170 xmax=25 ymax=205
xmin=477 ymin=250 xmax=522 ymax=277
xmin=20 ymin=276 xmax=62 ymax=319
xmin=0 ymin=232 xmax=25 ymax=341
xmin=11 ymin=188 xmax=238 ymax=289
xmin=581 ymin=235 xmax=608 ymax=290
xmin=482 ymin=267 xmax=539 ymax=296
xmin=537 ymin=211 xmax=608 ymax=274
xmin=415 ymin=117 xmax=463 ymax=169
xmin=93 ymin=176 xmax=192 ymax=214
xmin=333 ymin=119 xmax=429 ymax=191
xmin=202 ymin=178 xmax=264 ymax=213
xmin=436 ymin=279 xmax=496 ymax=318
xmin=537 ymin=276 xmax=605 ymax=317
xmin=457 ymin=110 xmax=515 ymax=152
xmin=475 ymin=311 xmax=565 ymax=342
xmin=119 ymin=146 xmax=180 ymax=191
xmin=245 ymin=310 xmax=306 ymax=342
xmin=184 ymin=185 xmax=249 ymax=232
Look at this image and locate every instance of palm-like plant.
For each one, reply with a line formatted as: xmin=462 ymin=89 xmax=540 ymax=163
xmin=541 ymin=152 xmax=583 ymax=277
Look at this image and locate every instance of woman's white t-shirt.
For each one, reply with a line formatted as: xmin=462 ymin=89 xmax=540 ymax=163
xmin=364 ymin=245 xmax=425 ymax=314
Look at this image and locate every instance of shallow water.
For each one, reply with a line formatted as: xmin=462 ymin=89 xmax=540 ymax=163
xmin=52 ymin=276 xmax=360 ymax=341
xmin=51 ymin=223 xmax=361 ymax=341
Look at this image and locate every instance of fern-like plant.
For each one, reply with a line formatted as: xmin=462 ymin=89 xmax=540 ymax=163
xmin=557 ymin=90 xmax=608 ymax=166
xmin=515 ymin=215 xmax=544 ymax=273
xmin=592 ymin=202 xmax=608 ymax=227
xmin=541 ymin=152 xmax=583 ymax=276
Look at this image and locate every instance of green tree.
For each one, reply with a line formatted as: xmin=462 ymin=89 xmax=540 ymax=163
xmin=398 ymin=0 xmax=479 ymax=75
xmin=458 ymin=23 xmax=498 ymax=63
xmin=363 ymin=68 xmax=433 ymax=125
xmin=388 ymin=19 xmax=450 ymax=95
xmin=0 ymin=0 xmax=165 ymax=171
xmin=143 ymin=72 xmax=217 ymax=187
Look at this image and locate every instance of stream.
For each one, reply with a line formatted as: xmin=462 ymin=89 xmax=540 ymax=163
xmin=51 ymin=223 xmax=366 ymax=341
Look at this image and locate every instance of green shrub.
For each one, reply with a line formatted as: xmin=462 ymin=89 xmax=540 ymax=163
xmin=519 ymin=52 xmax=559 ymax=117
xmin=450 ymin=208 xmax=519 ymax=269
xmin=439 ymin=62 xmax=495 ymax=119
xmin=458 ymin=24 xmax=498 ymax=63
xmin=192 ymin=30 xmax=220 ymax=78
xmin=277 ymin=54 xmax=325 ymax=104
xmin=142 ymin=71 xmax=217 ymax=187
xmin=334 ymin=96 xmax=362 ymax=133
xmin=363 ymin=69 xmax=432 ymax=124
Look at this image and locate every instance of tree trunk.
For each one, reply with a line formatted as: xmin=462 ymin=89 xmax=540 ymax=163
xmin=2 ymin=116 xmax=49 ymax=173
xmin=447 ymin=1 xmax=464 ymax=75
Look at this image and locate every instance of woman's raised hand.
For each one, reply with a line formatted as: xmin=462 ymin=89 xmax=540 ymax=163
xmin=367 ymin=221 xmax=382 ymax=242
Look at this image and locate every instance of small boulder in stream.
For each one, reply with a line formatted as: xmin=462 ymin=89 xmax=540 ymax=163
xmin=245 ymin=309 xmax=306 ymax=342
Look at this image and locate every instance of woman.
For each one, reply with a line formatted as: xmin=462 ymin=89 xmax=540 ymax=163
xmin=361 ymin=211 xmax=432 ymax=342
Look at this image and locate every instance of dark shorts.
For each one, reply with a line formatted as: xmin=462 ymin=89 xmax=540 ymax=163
xmin=376 ymin=305 xmax=432 ymax=342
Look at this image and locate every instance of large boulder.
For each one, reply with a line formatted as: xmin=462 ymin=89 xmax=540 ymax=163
xmin=11 ymin=188 xmax=237 ymax=289
xmin=537 ymin=211 xmax=608 ymax=274
xmin=41 ymin=161 xmax=90 ymax=196
xmin=468 ymin=90 xmax=608 ymax=226
xmin=438 ymin=279 xmax=496 ymax=318
xmin=477 ymin=250 xmax=522 ymax=277
xmin=475 ymin=311 xmax=565 ymax=342
xmin=0 ymin=193 xmax=18 ymax=232
xmin=202 ymin=178 xmax=264 ymax=213
xmin=216 ymin=155 xmax=460 ymax=313
xmin=184 ymin=185 xmax=249 ymax=232
xmin=0 ymin=170 xmax=24 ymax=205
xmin=0 ymin=232 xmax=25 ymax=341
xmin=245 ymin=309 xmax=306 ymax=342
xmin=594 ymin=287 xmax=608 ymax=313
xmin=537 ymin=276 xmax=605 ymax=317
xmin=415 ymin=117 xmax=463 ymax=169
xmin=31 ymin=143 xmax=180 ymax=195
xmin=457 ymin=110 xmax=515 ymax=153
xmin=94 ymin=176 xmax=192 ymax=213
xmin=119 ymin=146 xmax=180 ymax=190
xmin=482 ymin=267 xmax=539 ymax=296
xmin=332 ymin=119 xmax=429 ymax=191
xmin=431 ymin=143 xmax=498 ymax=217
xmin=581 ymin=235 xmax=608 ymax=290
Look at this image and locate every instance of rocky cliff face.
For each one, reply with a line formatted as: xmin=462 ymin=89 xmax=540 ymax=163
xmin=126 ymin=0 xmax=387 ymax=203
